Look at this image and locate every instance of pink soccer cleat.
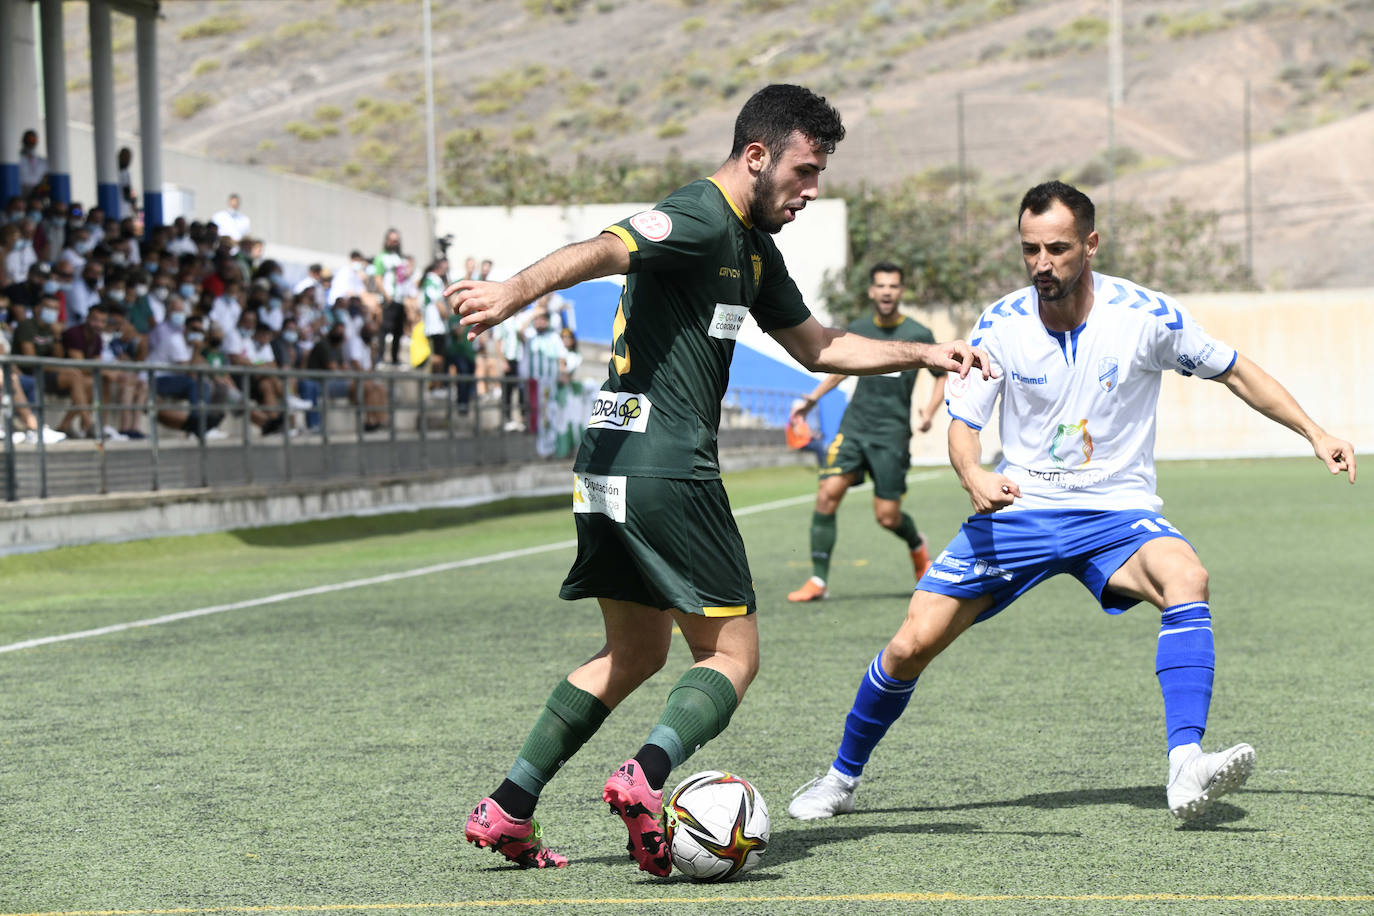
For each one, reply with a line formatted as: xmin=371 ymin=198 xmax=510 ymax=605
xmin=603 ymin=759 xmax=671 ymax=876
xmin=465 ymin=797 xmax=568 ymax=869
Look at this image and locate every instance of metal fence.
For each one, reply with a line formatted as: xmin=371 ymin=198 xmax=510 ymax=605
xmin=0 ymin=356 xmax=803 ymax=501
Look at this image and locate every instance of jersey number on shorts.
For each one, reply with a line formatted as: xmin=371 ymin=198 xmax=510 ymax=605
xmin=1131 ymin=517 xmax=1180 ymax=534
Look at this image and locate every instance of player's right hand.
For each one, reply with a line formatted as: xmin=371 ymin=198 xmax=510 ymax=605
xmin=966 ymin=471 xmax=1020 ymax=514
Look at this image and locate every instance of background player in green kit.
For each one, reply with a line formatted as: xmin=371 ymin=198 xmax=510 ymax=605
xmin=447 ymin=84 xmax=992 ymax=876
xmin=787 ymin=262 xmax=946 ymax=602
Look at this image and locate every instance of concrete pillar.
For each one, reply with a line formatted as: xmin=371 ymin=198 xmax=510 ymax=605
xmin=0 ymin=0 xmax=22 ymax=203
xmin=38 ymin=0 xmax=70 ymax=204
xmin=135 ymin=13 xmax=162 ymax=231
xmin=89 ymin=0 xmax=120 ymax=219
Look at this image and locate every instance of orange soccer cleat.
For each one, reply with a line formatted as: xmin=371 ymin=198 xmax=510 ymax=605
xmin=787 ymin=577 xmax=829 ymax=602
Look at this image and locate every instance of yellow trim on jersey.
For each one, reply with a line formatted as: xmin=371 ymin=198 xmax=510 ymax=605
xmin=873 ymin=313 xmax=907 ymax=329
xmin=707 ymin=178 xmax=751 ymax=228
xmin=702 ymin=604 xmax=749 ymax=617
xmin=604 ymin=223 xmax=638 ymax=253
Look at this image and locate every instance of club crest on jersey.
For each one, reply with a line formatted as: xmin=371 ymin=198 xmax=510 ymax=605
xmin=751 ymin=253 xmax=762 ymax=288
xmin=1099 ymin=357 xmax=1119 ymax=392
xmin=589 ymin=391 xmax=652 ymax=432
xmin=629 ymin=210 xmax=672 ymax=241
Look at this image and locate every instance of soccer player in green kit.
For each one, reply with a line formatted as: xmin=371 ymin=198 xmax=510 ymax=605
xmin=787 ymin=262 xmax=946 ymax=602
xmin=448 ymin=84 xmax=992 ymax=875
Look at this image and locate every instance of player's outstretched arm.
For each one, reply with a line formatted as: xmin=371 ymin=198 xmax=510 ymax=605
xmin=949 ymin=418 xmax=1019 ymax=513
xmin=771 ymin=317 xmax=994 ymax=380
xmin=917 ymin=374 xmax=948 ymax=433
xmin=445 ymin=233 xmax=630 ymax=340
xmin=793 ymin=372 xmax=845 ymax=423
xmin=1218 ymin=353 xmax=1356 ymax=483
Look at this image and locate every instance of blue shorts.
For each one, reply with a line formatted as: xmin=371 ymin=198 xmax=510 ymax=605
xmin=918 ymin=508 xmax=1191 ymax=622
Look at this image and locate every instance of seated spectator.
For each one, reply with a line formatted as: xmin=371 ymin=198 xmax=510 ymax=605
xmin=105 ymin=305 xmax=149 ymax=438
xmin=13 ymin=293 xmax=94 ymax=436
xmin=146 ymin=299 xmax=224 ymax=439
xmin=66 ymin=261 xmax=103 ymax=325
xmin=0 ymin=223 xmax=22 ymax=287
xmin=226 ymin=310 xmax=286 ymax=436
xmin=306 ymin=320 xmax=387 ymax=432
xmin=62 ymin=303 xmax=141 ymax=439
xmin=4 ymin=261 xmax=53 ymax=314
xmin=0 ymin=319 xmax=65 ymax=444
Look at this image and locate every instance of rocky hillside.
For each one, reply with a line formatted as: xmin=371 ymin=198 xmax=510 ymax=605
xmin=61 ymin=0 xmax=1374 ymax=289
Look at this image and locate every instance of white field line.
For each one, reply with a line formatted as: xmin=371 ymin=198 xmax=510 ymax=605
xmin=0 ymin=470 xmax=943 ymax=655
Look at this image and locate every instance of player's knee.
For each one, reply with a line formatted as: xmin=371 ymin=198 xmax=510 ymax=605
xmin=1176 ymin=562 xmax=1210 ymax=601
xmin=875 ymin=508 xmax=901 ymax=529
xmin=611 ymin=646 xmax=670 ymax=685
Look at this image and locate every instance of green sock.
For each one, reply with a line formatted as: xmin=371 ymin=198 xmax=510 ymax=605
xmin=645 ymin=666 xmax=739 ymax=770
xmin=810 ymin=511 xmax=837 ymax=580
xmin=892 ymin=512 xmax=921 ymax=549
xmin=506 ymin=679 xmax=610 ymax=797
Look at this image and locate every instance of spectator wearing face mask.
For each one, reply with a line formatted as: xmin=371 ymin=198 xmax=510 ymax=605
xmin=328 ymin=250 xmax=369 ymax=307
xmin=3 ymin=217 xmax=39 ymax=284
xmin=1 ymin=223 xmax=23 ymax=287
xmin=14 ymin=294 xmax=94 ymax=436
xmin=4 ymin=262 xmax=57 ymax=313
xmin=147 ymin=301 xmax=225 ymax=440
xmin=62 ymin=304 xmax=137 ymax=439
xmin=66 ymin=262 xmax=103 ymax=326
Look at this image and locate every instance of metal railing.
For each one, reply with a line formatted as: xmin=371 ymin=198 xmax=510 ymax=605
xmin=0 ymin=356 xmax=805 ymax=502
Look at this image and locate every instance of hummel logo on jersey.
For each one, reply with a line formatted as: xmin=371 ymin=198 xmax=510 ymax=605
xmin=1011 ymin=371 xmax=1047 ymax=385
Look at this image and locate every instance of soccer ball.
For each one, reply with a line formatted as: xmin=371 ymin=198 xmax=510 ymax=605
xmin=664 ymin=770 xmax=770 ymax=882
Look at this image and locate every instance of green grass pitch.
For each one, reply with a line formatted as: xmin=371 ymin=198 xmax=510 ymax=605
xmin=1 ymin=459 xmax=1371 ymax=915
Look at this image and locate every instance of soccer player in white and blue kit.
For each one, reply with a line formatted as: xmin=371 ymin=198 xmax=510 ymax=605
xmin=789 ymin=180 xmax=1357 ymax=822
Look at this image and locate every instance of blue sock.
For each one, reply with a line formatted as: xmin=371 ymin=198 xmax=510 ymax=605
xmin=834 ymin=653 xmax=919 ymax=779
xmin=1155 ymin=601 xmax=1215 ymax=752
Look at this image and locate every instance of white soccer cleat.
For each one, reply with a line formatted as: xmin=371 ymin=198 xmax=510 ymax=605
xmin=1166 ymin=742 xmax=1255 ymax=821
xmin=788 ymin=767 xmax=859 ymax=820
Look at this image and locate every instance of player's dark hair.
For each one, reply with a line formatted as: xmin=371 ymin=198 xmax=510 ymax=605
xmin=730 ymin=84 xmax=845 ymax=161
xmin=869 ymin=260 xmax=904 ymax=283
xmin=1019 ymin=181 xmax=1095 ymax=237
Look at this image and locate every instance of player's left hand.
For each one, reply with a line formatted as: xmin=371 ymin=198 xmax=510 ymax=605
xmin=1313 ymin=433 xmax=1357 ymax=483
xmin=917 ymin=412 xmax=935 ymax=433
xmin=927 ymin=340 xmax=996 ymax=380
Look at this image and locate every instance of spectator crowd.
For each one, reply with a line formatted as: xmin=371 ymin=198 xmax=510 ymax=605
xmin=1 ymin=137 xmax=591 ymax=450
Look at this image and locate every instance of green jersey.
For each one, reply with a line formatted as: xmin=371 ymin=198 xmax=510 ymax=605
xmin=369 ymin=251 xmax=405 ymax=302
xmin=836 ymin=314 xmax=940 ymax=442
xmin=574 ymin=178 xmax=812 ymax=480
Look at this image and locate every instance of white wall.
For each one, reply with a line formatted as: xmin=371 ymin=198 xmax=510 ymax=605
xmin=434 ymin=199 xmax=849 ymax=317
xmin=58 ymin=120 xmax=430 ymax=265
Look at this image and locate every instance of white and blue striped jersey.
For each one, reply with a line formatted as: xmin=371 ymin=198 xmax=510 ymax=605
xmin=947 ymin=271 xmax=1236 ymax=512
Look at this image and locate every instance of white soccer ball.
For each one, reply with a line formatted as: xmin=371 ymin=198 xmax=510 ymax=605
xmin=664 ymin=770 xmax=770 ymax=882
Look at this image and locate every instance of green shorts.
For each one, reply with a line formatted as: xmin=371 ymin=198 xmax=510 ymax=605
xmin=818 ymin=431 xmax=911 ymax=501
xmin=559 ymin=473 xmax=756 ymax=617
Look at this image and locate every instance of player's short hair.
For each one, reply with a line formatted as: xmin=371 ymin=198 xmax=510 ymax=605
xmin=869 ymin=261 xmax=904 ymax=283
xmin=730 ymin=84 xmax=845 ymax=161
xmin=1019 ymin=181 xmax=1095 ymax=238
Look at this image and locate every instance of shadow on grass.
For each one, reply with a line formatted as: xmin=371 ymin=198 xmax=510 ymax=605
xmin=765 ymin=820 xmax=1080 ymax=869
xmin=229 ymin=494 xmax=567 ymax=548
xmin=854 ymin=785 xmax=1264 ymax=831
